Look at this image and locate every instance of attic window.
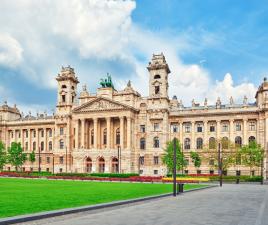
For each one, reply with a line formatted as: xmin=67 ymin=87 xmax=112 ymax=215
xmin=154 ymin=74 xmax=161 ymax=79
xmin=61 ymin=85 xmax=67 ymax=89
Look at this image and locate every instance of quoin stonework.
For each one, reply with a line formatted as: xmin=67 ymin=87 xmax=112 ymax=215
xmin=0 ymin=53 xmax=267 ymax=178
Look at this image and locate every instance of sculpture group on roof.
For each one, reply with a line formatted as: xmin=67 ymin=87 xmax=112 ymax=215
xmin=100 ymin=73 xmax=114 ymax=89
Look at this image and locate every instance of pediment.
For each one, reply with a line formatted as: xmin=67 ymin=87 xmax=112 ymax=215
xmin=73 ymin=97 xmax=138 ymax=113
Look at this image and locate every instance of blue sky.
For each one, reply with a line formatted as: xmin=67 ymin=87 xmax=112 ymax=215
xmin=0 ymin=0 xmax=267 ymax=113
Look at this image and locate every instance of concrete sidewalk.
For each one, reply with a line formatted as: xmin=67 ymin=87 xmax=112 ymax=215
xmin=17 ymin=184 xmax=268 ymax=225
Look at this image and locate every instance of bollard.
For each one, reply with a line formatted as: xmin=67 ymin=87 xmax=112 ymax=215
xmin=177 ymin=183 xmax=180 ymax=195
xmin=236 ymin=178 xmax=240 ymax=184
xmin=179 ymin=184 xmax=184 ymax=193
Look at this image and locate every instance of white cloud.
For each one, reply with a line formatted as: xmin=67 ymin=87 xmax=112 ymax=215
xmin=0 ymin=0 xmax=259 ymax=108
xmin=0 ymin=33 xmax=23 ymax=67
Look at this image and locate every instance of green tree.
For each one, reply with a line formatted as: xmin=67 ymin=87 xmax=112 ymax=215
xmin=29 ymin=151 xmax=36 ymax=167
xmin=7 ymin=142 xmax=27 ymax=171
xmin=0 ymin=141 xmax=7 ymax=171
xmin=162 ymin=139 xmax=187 ymax=174
xmin=239 ymin=141 xmax=264 ymax=176
xmin=190 ymin=151 xmax=201 ymax=170
xmin=204 ymin=138 xmax=238 ymax=172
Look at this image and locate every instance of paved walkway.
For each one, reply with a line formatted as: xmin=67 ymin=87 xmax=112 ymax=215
xmin=21 ymin=184 xmax=268 ymax=225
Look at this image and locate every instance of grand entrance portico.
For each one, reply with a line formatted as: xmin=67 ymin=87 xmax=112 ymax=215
xmin=72 ymin=96 xmax=137 ymax=173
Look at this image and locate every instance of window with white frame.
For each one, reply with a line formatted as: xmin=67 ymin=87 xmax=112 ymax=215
xmin=235 ymin=123 xmax=241 ymax=131
xmin=222 ymin=123 xmax=229 ymax=132
xmin=249 ymin=121 xmax=256 ymax=131
xmin=184 ymin=123 xmax=191 ymax=133
xmin=196 ymin=123 xmax=203 ymax=133
xmin=140 ymin=125 xmax=146 ymax=133
xmin=153 ymin=123 xmax=160 ymax=131
xmin=171 ymin=124 xmax=178 ymax=133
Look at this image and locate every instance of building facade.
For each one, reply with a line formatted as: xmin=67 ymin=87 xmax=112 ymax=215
xmin=0 ymin=53 xmax=267 ymax=178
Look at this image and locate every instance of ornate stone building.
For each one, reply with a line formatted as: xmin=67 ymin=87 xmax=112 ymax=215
xmin=0 ymin=53 xmax=267 ymax=178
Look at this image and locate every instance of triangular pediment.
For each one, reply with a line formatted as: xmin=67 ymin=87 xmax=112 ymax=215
xmin=73 ymin=97 xmax=138 ymax=113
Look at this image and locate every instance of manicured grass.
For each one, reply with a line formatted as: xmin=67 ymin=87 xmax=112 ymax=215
xmin=0 ymin=178 xmax=206 ymax=218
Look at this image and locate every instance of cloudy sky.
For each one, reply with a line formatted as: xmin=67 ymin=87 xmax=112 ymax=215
xmin=0 ymin=0 xmax=268 ymax=114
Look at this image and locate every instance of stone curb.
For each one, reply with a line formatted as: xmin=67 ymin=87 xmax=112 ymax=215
xmin=0 ymin=185 xmax=217 ymax=225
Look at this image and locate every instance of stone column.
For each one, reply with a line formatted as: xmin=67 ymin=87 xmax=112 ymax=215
xmin=256 ymin=119 xmax=260 ymax=143
xmin=120 ymin=116 xmax=124 ymax=148
xmin=216 ymin=120 xmax=221 ymax=140
xmin=28 ymin=129 xmax=31 ymax=151
xmin=93 ymin=118 xmax=98 ymax=149
xmin=243 ymin=119 xmax=248 ymax=145
xmin=44 ymin=128 xmax=47 ymax=152
xmin=229 ymin=119 xmax=234 ymax=142
xmin=75 ymin=120 xmax=79 ymax=149
xmin=127 ymin=117 xmax=131 ymax=149
xmin=36 ymin=128 xmax=39 ymax=150
xmin=81 ymin=119 xmax=85 ymax=148
xmin=21 ymin=129 xmax=24 ymax=150
xmin=106 ymin=117 xmax=111 ymax=149
xmin=204 ymin=120 xmax=208 ymax=145
xmin=191 ymin=121 xmax=195 ymax=149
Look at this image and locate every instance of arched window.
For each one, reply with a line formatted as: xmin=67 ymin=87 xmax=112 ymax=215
xmin=154 ymin=74 xmax=161 ymax=79
xmin=103 ymin=128 xmax=107 ymax=145
xmin=111 ymin=157 xmax=119 ymax=173
xmin=116 ymin=128 xmax=120 ymax=145
xmin=59 ymin=139 xmax=64 ymax=149
xmin=85 ymin=157 xmax=92 ymax=173
xmin=98 ymin=157 xmax=105 ymax=173
xmin=222 ymin=137 xmax=229 ymax=149
xmin=140 ymin=138 xmax=146 ymax=150
xmin=196 ymin=138 xmax=203 ymax=149
xmin=153 ymin=137 xmax=160 ymax=148
xmin=248 ymin=136 xmax=256 ymax=143
xmin=62 ymin=95 xmax=66 ymax=103
xmin=49 ymin=141 xmax=53 ymax=151
xmin=40 ymin=141 xmax=44 ymax=151
xmin=209 ymin=137 xmax=216 ymax=149
xmin=33 ymin=142 xmax=36 ymax=151
xmin=235 ymin=136 xmax=242 ymax=147
xmin=25 ymin=142 xmax=28 ymax=151
xmin=91 ymin=129 xmax=94 ymax=145
xmin=184 ymin=138 xmax=191 ymax=150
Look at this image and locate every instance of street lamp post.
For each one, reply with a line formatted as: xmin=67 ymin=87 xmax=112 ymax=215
xmin=181 ymin=144 xmax=184 ymax=175
xmin=218 ymin=143 xmax=223 ymax=187
xmin=65 ymin=147 xmax=68 ymax=173
xmin=173 ymin=138 xmax=177 ymax=197
xmin=261 ymin=157 xmax=264 ymax=185
xmin=38 ymin=146 xmax=41 ymax=173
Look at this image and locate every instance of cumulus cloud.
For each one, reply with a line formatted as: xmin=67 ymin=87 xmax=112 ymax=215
xmin=0 ymin=33 xmax=23 ymax=67
xmin=0 ymin=0 xmax=259 ymax=108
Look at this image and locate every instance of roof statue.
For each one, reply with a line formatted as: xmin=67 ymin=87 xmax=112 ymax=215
xmin=100 ymin=73 xmax=114 ymax=89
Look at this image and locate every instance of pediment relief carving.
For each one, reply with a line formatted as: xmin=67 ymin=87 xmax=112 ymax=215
xmin=73 ymin=97 xmax=137 ymax=113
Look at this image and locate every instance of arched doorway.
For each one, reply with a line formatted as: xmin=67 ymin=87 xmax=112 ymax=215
xmin=85 ymin=157 xmax=92 ymax=173
xmin=111 ymin=157 xmax=119 ymax=173
xmin=98 ymin=157 xmax=105 ymax=173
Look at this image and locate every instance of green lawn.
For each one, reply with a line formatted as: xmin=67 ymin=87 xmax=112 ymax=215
xmin=0 ymin=178 xmax=206 ymax=218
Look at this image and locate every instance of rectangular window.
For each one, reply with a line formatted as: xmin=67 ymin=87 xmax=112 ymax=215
xmin=249 ymin=122 xmax=256 ymax=131
xmin=140 ymin=125 xmax=146 ymax=133
xmin=171 ymin=124 xmax=178 ymax=133
xmin=60 ymin=127 xmax=64 ymax=135
xmin=197 ymin=124 xmax=203 ymax=133
xmin=210 ymin=126 xmax=215 ymax=132
xmin=46 ymin=157 xmax=50 ymax=164
xmin=139 ymin=170 xmax=143 ymax=175
xmin=153 ymin=123 xmax=159 ymax=131
xmin=33 ymin=130 xmax=36 ymax=138
xmin=185 ymin=124 xmax=191 ymax=133
xmin=139 ymin=156 xmax=144 ymax=165
xmin=154 ymin=170 xmax=158 ymax=175
xmin=153 ymin=156 xmax=159 ymax=165
xmin=222 ymin=124 xmax=229 ymax=132
xmin=236 ymin=123 xmax=241 ymax=131
xmin=210 ymin=170 xmax=214 ymax=175
xmin=59 ymin=156 xmax=64 ymax=164
xmin=41 ymin=130 xmax=44 ymax=138
xmin=46 ymin=168 xmax=50 ymax=172
xmin=59 ymin=168 xmax=63 ymax=173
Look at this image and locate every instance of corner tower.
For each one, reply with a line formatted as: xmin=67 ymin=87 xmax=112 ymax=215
xmin=56 ymin=66 xmax=79 ymax=115
xmin=147 ymin=53 xmax=170 ymax=99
